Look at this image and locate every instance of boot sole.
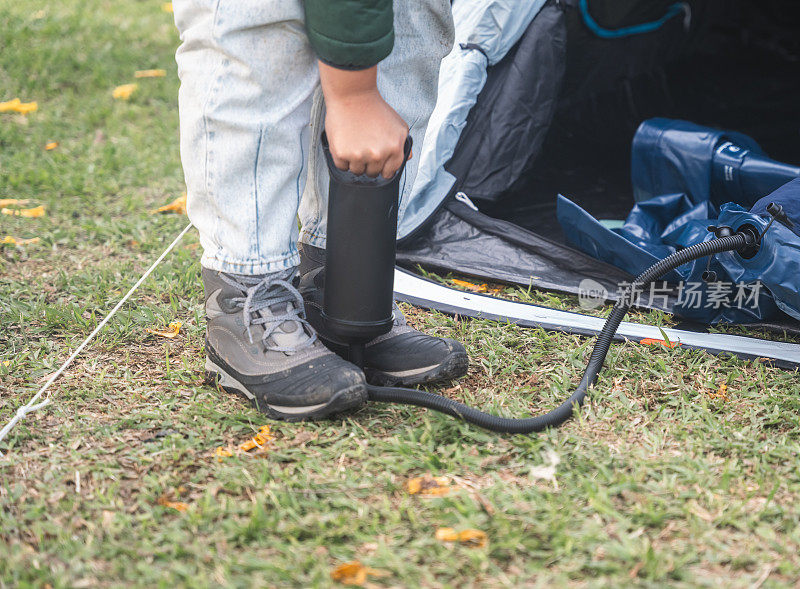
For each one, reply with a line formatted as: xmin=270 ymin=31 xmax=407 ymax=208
xmin=205 ymin=358 xmax=367 ymax=421
xmin=365 ymin=349 xmax=469 ymax=387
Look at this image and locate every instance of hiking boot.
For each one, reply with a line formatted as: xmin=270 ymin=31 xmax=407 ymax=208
xmin=298 ymin=243 xmax=469 ymax=387
xmin=202 ymin=267 xmax=367 ymax=420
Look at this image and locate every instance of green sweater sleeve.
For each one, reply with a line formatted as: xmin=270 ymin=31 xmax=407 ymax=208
xmin=303 ymin=0 xmax=394 ymax=70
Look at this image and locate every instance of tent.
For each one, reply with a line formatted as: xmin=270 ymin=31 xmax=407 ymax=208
xmin=392 ymin=0 xmax=800 ymax=360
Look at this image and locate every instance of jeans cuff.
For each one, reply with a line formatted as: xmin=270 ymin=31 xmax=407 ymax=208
xmin=298 ymin=228 xmax=326 ymax=250
xmin=200 ymin=250 xmax=301 ymax=276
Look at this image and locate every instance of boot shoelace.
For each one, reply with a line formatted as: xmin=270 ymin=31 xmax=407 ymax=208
xmin=220 ymin=269 xmax=318 ymax=354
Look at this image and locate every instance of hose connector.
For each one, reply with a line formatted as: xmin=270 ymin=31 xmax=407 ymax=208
xmin=708 ymin=224 xmax=760 ymax=258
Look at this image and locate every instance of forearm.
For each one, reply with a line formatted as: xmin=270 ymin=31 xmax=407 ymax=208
xmin=311 ymin=6 xmax=407 ymax=179
xmin=318 ymin=61 xmax=408 ymax=178
xmin=318 ymin=62 xmax=379 ymax=103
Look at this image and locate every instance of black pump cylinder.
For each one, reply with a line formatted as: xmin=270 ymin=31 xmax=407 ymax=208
xmin=320 ymin=134 xmax=412 ymax=344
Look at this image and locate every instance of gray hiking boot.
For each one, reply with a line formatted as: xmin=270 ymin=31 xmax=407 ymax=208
xmin=298 ymin=243 xmax=469 ymax=387
xmin=202 ymin=267 xmax=367 ymax=420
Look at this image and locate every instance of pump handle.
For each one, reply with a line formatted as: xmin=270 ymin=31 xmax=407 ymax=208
xmin=320 ymin=133 xmax=413 ymax=187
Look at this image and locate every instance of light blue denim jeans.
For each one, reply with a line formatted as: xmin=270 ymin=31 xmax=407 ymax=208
xmin=174 ymin=0 xmax=454 ymax=275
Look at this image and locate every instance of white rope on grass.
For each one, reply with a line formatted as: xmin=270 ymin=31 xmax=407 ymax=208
xmin=0 ymin=222 xmax=194 ymax=455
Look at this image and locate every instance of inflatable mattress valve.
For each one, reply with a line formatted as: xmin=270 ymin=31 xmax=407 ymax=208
xmin=766 ymin=202 xmax=800 ymax=239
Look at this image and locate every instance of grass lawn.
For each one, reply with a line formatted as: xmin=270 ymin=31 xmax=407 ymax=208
xmin=2 ymin=1 xmax=800 ymax=587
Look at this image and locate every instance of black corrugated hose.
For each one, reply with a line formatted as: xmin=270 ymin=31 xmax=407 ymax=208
xmin=366 ymin=232 xmax=755 ymax=433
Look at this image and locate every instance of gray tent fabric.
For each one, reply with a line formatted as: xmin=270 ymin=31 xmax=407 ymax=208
xmin=398 ymin=198 xmax=634 ymax=298
xmin=397 ymin=0 xmax=547 ymax=238
xmin=442 ymin=0 xmax=567 ymax=204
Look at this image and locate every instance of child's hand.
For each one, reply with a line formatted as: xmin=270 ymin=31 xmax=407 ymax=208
xmin=319 ymin=62 xmax=409 ymax=179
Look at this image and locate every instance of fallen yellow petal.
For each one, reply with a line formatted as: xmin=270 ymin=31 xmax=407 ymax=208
xmin=1 ymin=361 xmax=9 ymax=367
xmin=215 ymin=446 xmax=233 ymax=462
xmin=16 ymin=102 xmax=38 ymax=114
xmin=1 ymin=205 xmax=45 ymax=218
xmin=435 ymin=528 xmax=488 ymax=548
xmin=0 ymin=98 xmax=20 ymax=111
xmin=0 ymin=98 xmax=38 ymax=114
xmin=135 ymin=69 xmax=167 ymax=78
xmin=1 ymin=235 xmax=40 ymax=247
xmin=330 ymin=561 xmax=387 ymax=586
xmin=238 ymin=429 xmax=273 ymax=452
xmin=112 ymin=83 xmax=138 ymax=100
xmin=451 ymin=278 xmax=489 ymax=293
xmin=435 ymin=527 xmax=459 ymax=542
xmin=157 ymin=495 xmax=189 ymax=512
xmin=145 ymin=321 xmax=182 ymax=339
xmin=153 ymin=193 xmax=187 ymax=215
xmin=639 ymin=337 xmax=680 ymax=349
xmin=161 ymin=2 xmax=173 ymax=12
xmin=45 ymin=141 xmax=59 ymax=150
xmin=457 ymin=529 xmax=488 ymax=547
xmin=406 ymin=475 xmax=451 ymax=496
xmin=709 ymin=382 xmax=728 ymax=400
xmin=0 ymin=199 xmax=30 ymax=207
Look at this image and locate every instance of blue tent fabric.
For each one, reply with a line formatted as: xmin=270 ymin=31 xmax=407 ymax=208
xmin=559 ymin=118 xmax=800 ymax=324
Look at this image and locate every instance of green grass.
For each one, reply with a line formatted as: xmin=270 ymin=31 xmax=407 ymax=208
xmin=2 ymin=1 xmax=800 ymax=587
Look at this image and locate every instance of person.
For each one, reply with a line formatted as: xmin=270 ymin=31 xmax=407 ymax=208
xmin=173 ymin=0 xmax=468 ymax=420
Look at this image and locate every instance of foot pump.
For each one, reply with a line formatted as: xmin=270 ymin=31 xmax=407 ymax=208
xmin=319 ymin=134 xmax=413 ymax=368
xmin=320 ymin=134 xmax=765 ymax=434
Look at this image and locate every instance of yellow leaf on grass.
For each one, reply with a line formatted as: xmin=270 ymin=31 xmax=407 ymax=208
xmin=435 ymin=527 xmax=459 ymax=542
xmin=709 ymin=382 xmax=728 ymax=400
xmin=112 ymin=83 xmax=138 ymax=100
xmin=0 ymin=98 xmax=38 ymax=114
xmin=153 ymin=193 xmax=187 ymax=215
xmin=435 ymin=527 xmax=488 ymax=548
xmin=161 ymin=2 xmax=173 ymax=12
xmin=145 ymin=321 xmax=182 ymax=339
xmin=135 ymin=69 xmax=167 ymax=78
xmin=1 ymin=235 xmax=40 ymax=247
xmin=1 ymin=205 xmax=45 ymax=218
xmin=1 ymin=360 xmax=9 ymax=367
xmin=451 ymin=278 xmax=489 ymax=293
xmin=406 ymin=474 xmax=451 ymax=496
xmin=215 ymin=446 xmax=233 ymax=462
xmin=0 ymin=199 xmax=30 ymax=207
xmin=457 ymin=529 xmax=488 ymax=547
xmin=16 ymin=102 xmax=38 ymax=115
xmin=330 ymin=561 xmax=388 ymax=586
xmin=45 ymin=141 xmax=59 ymax=150
xmin=639 ymin=337 xmax=680 ymax=349
xmin=157 ymin=495 xmax=189 ymax=512
xmin=0 ymin=98 xmax=21 ymax=112
xmin=239 ymin=426 xmax=273 ymax=452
